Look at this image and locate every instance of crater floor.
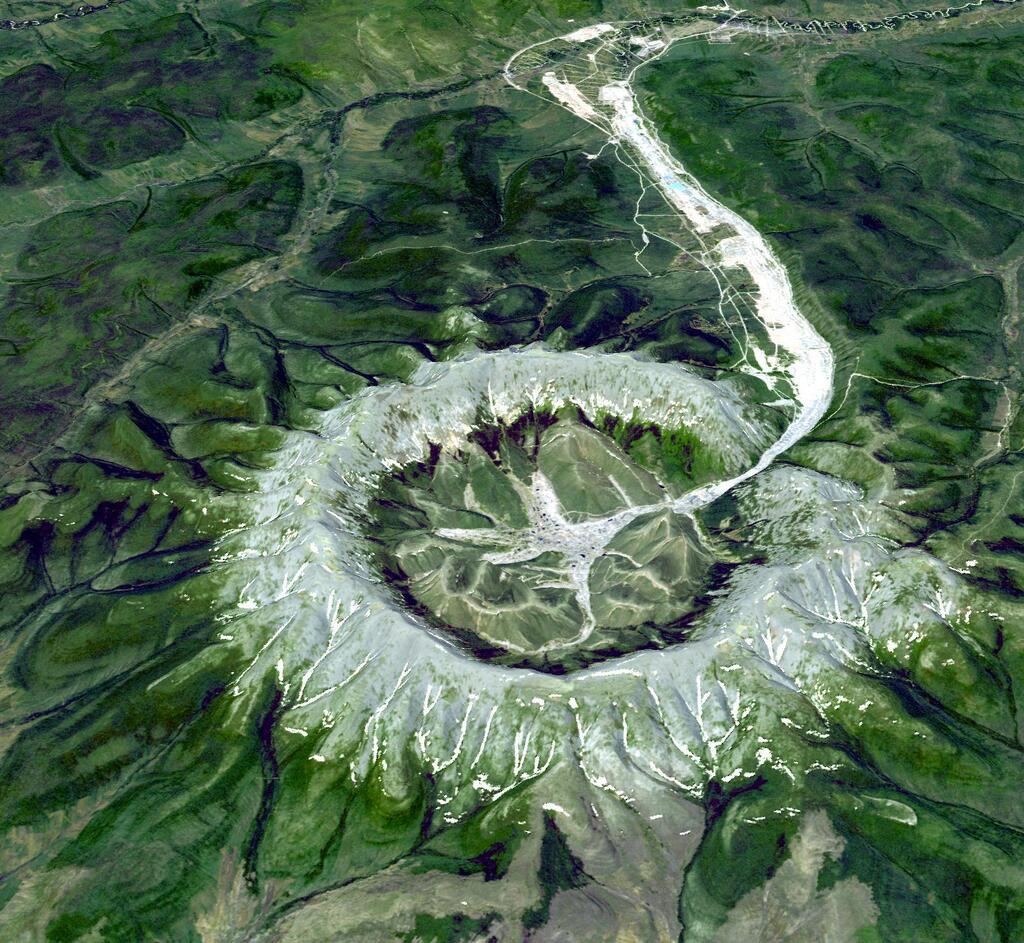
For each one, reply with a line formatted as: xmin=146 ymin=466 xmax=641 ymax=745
xmin=370 ymin=407 xmax=722 ymax=670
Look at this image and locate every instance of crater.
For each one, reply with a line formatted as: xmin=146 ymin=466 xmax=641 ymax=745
xmin=366 ymin=405 xmax=733 ymax=672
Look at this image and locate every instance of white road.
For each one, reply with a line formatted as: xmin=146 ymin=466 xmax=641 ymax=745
xmin=455 ymin=23 xmax=838 ymax=642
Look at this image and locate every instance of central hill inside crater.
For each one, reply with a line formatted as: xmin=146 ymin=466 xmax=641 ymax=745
xmin=367 ymin=406 xmax=731 ymax=672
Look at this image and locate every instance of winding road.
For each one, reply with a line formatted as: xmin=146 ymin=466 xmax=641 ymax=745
xmin=441 ymin=21 xmax=839 ymax=646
